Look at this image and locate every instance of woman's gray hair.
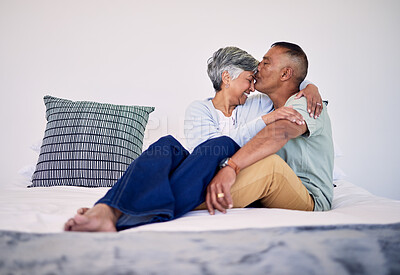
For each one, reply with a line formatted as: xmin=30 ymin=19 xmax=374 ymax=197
xmin=207 ymin=47 xmax=259 ymax=92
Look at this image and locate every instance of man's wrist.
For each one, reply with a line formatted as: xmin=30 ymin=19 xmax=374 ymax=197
xmin=219 ymin=157 xmax=240 ymax=175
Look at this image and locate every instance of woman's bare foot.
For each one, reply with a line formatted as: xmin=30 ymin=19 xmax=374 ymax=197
xmin=64 ymin=204 xmax=122 ymax=232
xmin=77 ymin=207 xmax=90 ymax=215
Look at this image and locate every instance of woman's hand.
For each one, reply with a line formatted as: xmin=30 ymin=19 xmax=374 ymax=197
xmin=262 ymin=106 xmax=304 ymax=126
xmin=205 ymin=167 xmax=236 ymax=215
xmin=295 ymin=84 xmax=323 ymax=118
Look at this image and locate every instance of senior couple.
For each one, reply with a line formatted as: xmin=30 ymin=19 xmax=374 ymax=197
xmin=65 ymin=42 xmax=333 ymax=232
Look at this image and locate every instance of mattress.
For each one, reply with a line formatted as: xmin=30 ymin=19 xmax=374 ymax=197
xmin=1 ymin=179 xmax=400 ymax=274
xmin=0 ymin=179 xmax=399 ymax=233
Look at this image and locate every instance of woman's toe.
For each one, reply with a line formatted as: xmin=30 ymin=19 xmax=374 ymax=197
xmin=77 ymin=207 xmax=90 ymax=214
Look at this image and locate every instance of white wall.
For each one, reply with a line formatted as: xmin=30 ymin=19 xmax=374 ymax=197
xmin=1 ymin=0 xmax=399 ymax=199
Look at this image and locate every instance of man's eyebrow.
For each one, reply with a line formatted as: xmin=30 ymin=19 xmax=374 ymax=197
xmin=263 ymin=56 xmax=270 ymax=61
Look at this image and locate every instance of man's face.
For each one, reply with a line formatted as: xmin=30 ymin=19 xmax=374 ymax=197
xmin=254 ymin=46 xmax=287 ymax=94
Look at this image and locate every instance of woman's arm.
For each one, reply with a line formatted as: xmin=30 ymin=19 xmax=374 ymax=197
xmin=261 ymin=106 xmax=304 ymax=126
xmin=296 ymin=81 xmax=323 ymax=118
xmin=185 ymin=100 xmax=272 ymax=150
xmin=184 ymin=99 xmax=304 ymax=151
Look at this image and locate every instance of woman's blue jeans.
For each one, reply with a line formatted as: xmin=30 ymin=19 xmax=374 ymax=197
xmin=96 ymin=135 xmax=240 ymax=231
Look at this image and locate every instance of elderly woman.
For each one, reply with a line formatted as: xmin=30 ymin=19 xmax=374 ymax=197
xmin=64 ymin=47 xmax=321 ymax=232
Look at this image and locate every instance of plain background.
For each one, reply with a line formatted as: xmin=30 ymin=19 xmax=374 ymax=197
xmin=1 ymin=0 xmax=399 ymax=199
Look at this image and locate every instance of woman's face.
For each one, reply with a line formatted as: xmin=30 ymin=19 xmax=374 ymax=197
xmin=229 ymin=71 xmax=255 ymax=105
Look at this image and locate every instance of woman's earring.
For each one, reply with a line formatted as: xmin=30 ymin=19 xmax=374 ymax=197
xmin=225 ymin=84 xmax=230 ymax=88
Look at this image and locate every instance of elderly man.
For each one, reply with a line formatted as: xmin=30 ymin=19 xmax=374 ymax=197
xmin=204 ymin=42 xmax=334 ymax=214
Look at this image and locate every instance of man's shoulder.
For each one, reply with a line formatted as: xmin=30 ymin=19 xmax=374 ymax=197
xmin=284 ymin=94 xmax=309 ymax=120
xmin=285 ymin=94 xmax=328 ymax=138
xmin=285 ymin=94 xmax=307 ymax=110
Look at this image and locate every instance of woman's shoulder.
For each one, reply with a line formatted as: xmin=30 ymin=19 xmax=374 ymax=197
xmin=233 ymin=93 xmax=273 ymax=120
xmin=238 ymin=93 xmax=273 ymax=111
xmin=246 ymin=93 xmax=271 ymax=105
xmin=187 ymin=97 xmax=212 ymax=106
xmin=185 ymin=98 xmax=214 ymax=116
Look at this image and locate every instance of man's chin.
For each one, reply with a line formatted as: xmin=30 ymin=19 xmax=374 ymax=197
xmin=255 ymin=84 xmax=267 ymax=94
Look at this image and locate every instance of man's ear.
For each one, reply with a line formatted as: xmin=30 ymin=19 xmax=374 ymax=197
xmin=280 ymin=67 xmax=293 ymax=81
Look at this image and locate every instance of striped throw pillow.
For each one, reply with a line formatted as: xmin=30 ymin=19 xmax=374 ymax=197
xmin=30 ymin=96 xmax=155 ymax=187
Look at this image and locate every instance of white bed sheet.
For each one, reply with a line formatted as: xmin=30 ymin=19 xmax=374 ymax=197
xmin=0 ymin=180 xmax=399 ymax=233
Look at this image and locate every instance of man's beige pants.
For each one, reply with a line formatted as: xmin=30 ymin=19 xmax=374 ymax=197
xmin=196 ymin=154 xmax=314 ymax=211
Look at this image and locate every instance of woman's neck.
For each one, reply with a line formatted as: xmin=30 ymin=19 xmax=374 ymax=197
xmin=211 ymin=90 xmax=236 ymax=117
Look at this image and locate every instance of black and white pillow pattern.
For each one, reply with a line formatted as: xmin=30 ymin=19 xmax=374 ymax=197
xmin=30 ymin=96 xmax=155 ymax=187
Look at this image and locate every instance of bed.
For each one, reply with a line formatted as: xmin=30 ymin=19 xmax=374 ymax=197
xmin=1 ymin=96 xmax=399 ymax=274
xmin=1 ymin=178 xmax=400 ymax=274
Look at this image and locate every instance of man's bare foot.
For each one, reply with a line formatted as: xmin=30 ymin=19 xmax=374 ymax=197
xmin=64 ymin=204 xmax=122 ymax=232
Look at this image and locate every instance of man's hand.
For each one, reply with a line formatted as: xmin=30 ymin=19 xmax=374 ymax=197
xmin=295 ymin=84 xmax=323 ymax=118
xmin=262 ymin=106 xmax=304 ymax=126
xmin=205 ymin=167 xmax=236 ymax=215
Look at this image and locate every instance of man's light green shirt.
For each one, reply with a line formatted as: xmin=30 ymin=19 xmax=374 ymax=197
xmin=276 ymin=94 xmax=334 ymax=211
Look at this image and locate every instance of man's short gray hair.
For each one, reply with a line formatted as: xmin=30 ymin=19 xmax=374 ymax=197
xmin=271 ymin=42 xmax=308 ymax=87
xmin=207 ymin=47 xmax=259 ymax=92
